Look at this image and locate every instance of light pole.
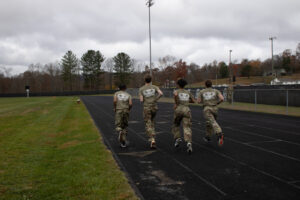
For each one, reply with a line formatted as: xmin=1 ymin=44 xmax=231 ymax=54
xmin=229 ymin=49 xmax=232 ymax=83
xmin=146 ymin=0 xmax=154 ymax=76
xmin=269 ymin=36 xmax=276 ymax=77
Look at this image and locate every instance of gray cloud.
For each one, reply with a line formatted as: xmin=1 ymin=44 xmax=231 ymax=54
xmin=0 ymin=0 xmax=299 ymax=74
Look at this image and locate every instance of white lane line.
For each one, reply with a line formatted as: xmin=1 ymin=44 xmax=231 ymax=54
xmin=154 ymin=124 xmax=300 ymax=191
xmin=159 ymin=113 xmax=300 ymax=147
xmin=95 ymin=102 xmax=227 ymax=197
xmin=244 ymin=139 xmax=282 ymax=145
xmin=190 ymin=108 xmax=300 ymax=135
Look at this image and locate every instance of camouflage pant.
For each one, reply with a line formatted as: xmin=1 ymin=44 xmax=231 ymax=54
xmin=115 ymin=109 xmax=129 ymax=141
xmin=203 ymin=106 xmax=222 ymax=137
xmin=172 ymin=106 xmax=192 ymax=143
xmin=143 ymin=106 xmax=157 ymax=141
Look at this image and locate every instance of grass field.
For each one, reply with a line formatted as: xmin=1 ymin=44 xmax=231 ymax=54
xmin=0 ymin=97 xmax=138 ymax=200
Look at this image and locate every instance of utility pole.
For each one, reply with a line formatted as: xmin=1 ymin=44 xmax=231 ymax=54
xmin=269 ymin=37 xmax=276 ymax=77
xmin=229 ymin=49 xmax=232 ymax=83
xmin=146 ymin=0 xmax=154 ymax=76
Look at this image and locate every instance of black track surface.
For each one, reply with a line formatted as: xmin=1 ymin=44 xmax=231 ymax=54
xmin=82 ymin=96 xmax=300 ymax=200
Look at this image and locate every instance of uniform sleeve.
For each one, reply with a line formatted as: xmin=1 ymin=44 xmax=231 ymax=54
xmin=138 ymin=88 xmax=142 ymax=96
xmin=189 ymin=91 xmax=195 ymax=100
xmin=198 ymin=90 xmax=203 ymax=100
xmin=216 ymin=90 xmax=221 ymax=97
xmin=155 ymin=85 xmax=159 ymax=93
xmin=173 ymin=89 xmax=177 ymax=96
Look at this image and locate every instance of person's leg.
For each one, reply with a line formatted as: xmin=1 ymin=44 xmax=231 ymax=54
xmin=211 ymin=107 xmax=222 ymax=136
xmin=115 ymin=110 xmax=125 ymax=146
xmin=182 ymin=110 xmax=192 ymax=143
xmin=212 ymin=107 xmax=224 ymax=146
xmin=143 ymin=107 xmax=155 ymax=143
xmin=183 ymin=110 xmax=192 ymax=154
xmin=120 ymin=110 xmax=129 ymax=143
xmin=150 ymin=107 xmax=157 ymax=139
xmin=203 ymin=108 xmax=214 ymax=141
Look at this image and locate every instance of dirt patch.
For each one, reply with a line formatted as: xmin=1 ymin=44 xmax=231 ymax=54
xmin=57 ymin=139 xmax=97 ymax=149
xmin=21 ymin=107 xmax=41 ymax=115
xmin=0 ymin=185 xmax=7 ymax=194
xmin=118 ymin=151 xmax=156 ymax=158
xmin=151 ymin=170 xmax=184 ymax=186
xmin=58 ymin=140 xmax=80 ymax=149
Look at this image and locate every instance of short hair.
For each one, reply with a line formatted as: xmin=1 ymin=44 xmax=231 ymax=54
xmin=119 ymin=84 xmax=127 ymax=90
xmin=205 ymin=80 xmax=212 ymax=88
xmin=144 ymin=74 xmax=152 ymax=83
xmin=177 ymin=78 xmax=187 ymax=88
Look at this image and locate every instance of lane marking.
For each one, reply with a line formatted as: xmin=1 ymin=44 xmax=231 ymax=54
xmin=93 ymin=101 xmax=227 ymax=197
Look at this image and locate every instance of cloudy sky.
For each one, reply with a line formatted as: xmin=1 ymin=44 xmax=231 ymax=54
xmin=0 ymin=0 xmax=299 ymax=75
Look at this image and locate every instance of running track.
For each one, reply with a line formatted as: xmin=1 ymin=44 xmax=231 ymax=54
xmin=82 ymin=96 xmax=300 ymax=200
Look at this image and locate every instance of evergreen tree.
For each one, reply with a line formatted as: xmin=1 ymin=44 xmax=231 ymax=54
xmin=113 ymin=52 xmax=133 ymax=85
xmin=219 ymin=62 xmax=229 ymax=78
xmin=61 ymin=50 xmax=79 ymax=91
xmin=241 ymin=64 xmax=252 ymax=78
xmin=81 ymin=50 xmax=105 ymax=90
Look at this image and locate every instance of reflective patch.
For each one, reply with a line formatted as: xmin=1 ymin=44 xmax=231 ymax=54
xmin=143 ymin=89 xmax=155 ymax=97
xmin=117 ymin=93 xmax=129 ymax=101
xmin=203 ymin=92 xmax=216 ymax=100
xmin=178 ymin=93 xmax=190 ymax=101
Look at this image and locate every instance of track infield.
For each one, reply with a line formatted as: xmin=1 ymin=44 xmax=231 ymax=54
xmin=82 ymin=96 xmax=300 ymax=200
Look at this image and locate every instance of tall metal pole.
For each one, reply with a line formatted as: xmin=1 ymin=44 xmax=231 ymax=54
xmin=269 ymin=37 xmax=276 ymax=77
xmin=146 ymin=0 xmax=154 ymax=76
xmin=229 ymin=49 xmax=232 ymax=83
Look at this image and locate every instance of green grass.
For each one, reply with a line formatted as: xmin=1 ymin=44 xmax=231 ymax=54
xmin=0 ymin=97 xmax=138 ymax=200
xmin=157 ymin=97 xmax=300 ymax=117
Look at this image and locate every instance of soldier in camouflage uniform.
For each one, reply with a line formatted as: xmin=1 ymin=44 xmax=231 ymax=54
xmin=114 ymin=84 xmax=132 ymax=148
xmin=139 ymin=74 xmax=163 ymax=149
xmin=198 ymin=80 xmax=225 ymax=146
xmin=173 ymin=79 xmax=196 ymax=154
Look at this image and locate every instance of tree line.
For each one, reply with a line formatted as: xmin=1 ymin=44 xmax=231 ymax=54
xmin=1 ymin=43 xmax=300 ymax=93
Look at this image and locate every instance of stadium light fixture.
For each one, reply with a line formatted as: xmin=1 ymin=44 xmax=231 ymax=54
xmin=146 ymin=0 xmax=154 ymax=76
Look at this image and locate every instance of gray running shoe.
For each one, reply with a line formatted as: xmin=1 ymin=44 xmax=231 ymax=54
xmin=187 ymin=142 xmax=192 ymax=155
xmin=174 ymin=138 xmax=182 ymax=148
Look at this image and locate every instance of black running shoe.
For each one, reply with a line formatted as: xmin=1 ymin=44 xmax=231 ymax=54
xmin=203 ymin=136 xmax=211 ymax=143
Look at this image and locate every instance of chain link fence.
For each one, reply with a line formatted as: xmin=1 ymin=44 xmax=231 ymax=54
xmin=127 ymin=88 xmax=300 ymax=114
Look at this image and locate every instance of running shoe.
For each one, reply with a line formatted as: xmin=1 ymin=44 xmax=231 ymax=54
xmin=218 ymin=134 xmax=224 ymax=147
xmin=187 ymin=142 xmax=192 ymax=154
xmin=150 ymin=140 xmax=156 ymax=149
xmin=174 ymin=138 xmax=182 ymax=148
xmin=120 ymin=141 xmax=127 ymax=148
xmin=203 ymin=136 xmax=211 ymax=143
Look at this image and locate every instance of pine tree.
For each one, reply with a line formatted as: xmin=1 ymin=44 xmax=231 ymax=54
xmin=113 ymin=52 xmax=133 ymax=86
xmin=81 ymin=50 xmax=105 ymax=90
xmin=61 ymin=50 xmax=79 ymax=91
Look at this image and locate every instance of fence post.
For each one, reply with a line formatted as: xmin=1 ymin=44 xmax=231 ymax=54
xmin=286 ymin=89 xmax=289 ymax=115
xmin=255 ymin=89 xmax=257 ymax=111
xmin=231 ymin=90 xmax=234 ymax=105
